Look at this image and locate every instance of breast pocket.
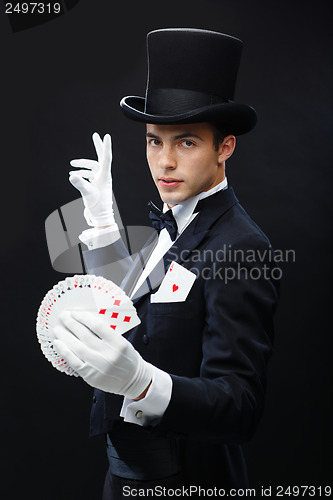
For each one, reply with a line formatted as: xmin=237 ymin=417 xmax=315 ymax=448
xmin=146 ymin=299 xmax=204 ymax=374
xmin=147 ymin=299 xmax=203 ymax=344
xmin=148 ymin=299 xmax=195 ymax=318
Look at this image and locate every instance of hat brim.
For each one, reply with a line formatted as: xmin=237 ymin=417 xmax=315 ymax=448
xmin=120 ymin=96 xmax=257 ymax=136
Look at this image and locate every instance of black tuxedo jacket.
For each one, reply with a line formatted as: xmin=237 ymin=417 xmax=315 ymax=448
xmin=84 ymin=187 xmax=279 ymax=488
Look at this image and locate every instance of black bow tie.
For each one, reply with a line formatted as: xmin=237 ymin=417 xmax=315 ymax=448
xmin=148 ymin=200 xmax=178 ymax=241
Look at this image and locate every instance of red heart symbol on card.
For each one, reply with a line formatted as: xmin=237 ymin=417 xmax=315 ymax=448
xmin=172 ymin=284 xmax=179 ymax=292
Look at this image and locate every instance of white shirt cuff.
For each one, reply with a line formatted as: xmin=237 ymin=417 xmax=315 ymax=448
xmin=120 ymin=365 xmax=172 ymax=426
xmin=79 ymin=224 xmax=120 ymax=250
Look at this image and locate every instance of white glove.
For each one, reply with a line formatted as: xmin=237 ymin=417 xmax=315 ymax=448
xmin=53 ymin=311 xmax=153 ymax=399
xmin=69 ymin=133 xmax=115 ymax=227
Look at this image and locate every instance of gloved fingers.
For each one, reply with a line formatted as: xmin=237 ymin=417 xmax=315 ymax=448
xmin=70 ymin=159 xmax=99 ymax=171
xmin=98 ymin=134 xmax=113 ymax=182
xmin=58 ymin=311 xmax=104 ymax=350
xmin=54 ymin=324 xmax=118 ymax=376
xmin=70 ymin=310 xmax=118 ymax=343
xmin=69 ymin=169 xmax=94 ymax=180
xmin=69 ymin=174 xmax=93 ymax=197
xmin=54 ymin=324 xmax=102 ymax=366
xmin=92 ymin=132 xmax=105 ymax=163
xmin=103 ymin=133 xmax=112 ymax=156
xmin=53 ymin=339 xmax=85 ymax=372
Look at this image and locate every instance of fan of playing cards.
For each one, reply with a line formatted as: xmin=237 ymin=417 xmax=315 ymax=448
xmin=36 ymin=275 xmax=141 ymax=376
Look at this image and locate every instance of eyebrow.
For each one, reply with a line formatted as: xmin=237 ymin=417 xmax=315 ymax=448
xmin=146 ymin=132 xmax=203 ymax=141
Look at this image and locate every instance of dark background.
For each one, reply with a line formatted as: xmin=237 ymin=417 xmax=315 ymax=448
xmin=1 ymin=0 xmax=332 ymax=497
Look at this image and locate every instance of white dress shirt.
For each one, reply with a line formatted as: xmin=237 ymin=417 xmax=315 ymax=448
xmin=80 ymin=178 xmax=228 ymax=426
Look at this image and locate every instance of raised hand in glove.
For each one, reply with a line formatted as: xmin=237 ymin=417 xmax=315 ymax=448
xmin=53 ymin=311 xmax=153 ymax=400
xmin=69 ymin=133 xmax=115 ymax=227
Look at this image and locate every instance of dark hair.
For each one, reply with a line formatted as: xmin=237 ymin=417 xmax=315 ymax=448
xmin=210 ymin=123 xmax=228 ymax=151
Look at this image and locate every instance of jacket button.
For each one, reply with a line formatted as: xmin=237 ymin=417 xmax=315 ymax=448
xmin=135 ymin=410 xmax=143 ymax=419
xmin=143 ymin=334 xmax=149 ymax=345
xmin=92 ymin=395 xmax=97 ymax=403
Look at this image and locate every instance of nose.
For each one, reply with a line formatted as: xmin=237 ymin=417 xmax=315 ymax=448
xmin=159 ymin=144 xmax=177 ymax=169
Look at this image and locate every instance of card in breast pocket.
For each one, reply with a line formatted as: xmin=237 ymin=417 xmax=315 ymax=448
xmin=150 ymin=261 xmax=196 ymax=303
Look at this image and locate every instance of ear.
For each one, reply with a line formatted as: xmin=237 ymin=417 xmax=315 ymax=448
xmin=217 ymin=135 xmax=236 ymax=165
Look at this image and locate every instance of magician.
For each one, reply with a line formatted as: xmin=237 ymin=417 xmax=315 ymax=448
xmin=52 ymin=28 xmax=280 ymax=498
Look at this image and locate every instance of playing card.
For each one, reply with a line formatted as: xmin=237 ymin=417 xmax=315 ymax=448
xmin=150 ymin=261 xmax=196 ymax=303
xmin=98 ymin=306 xmax=141 ymax=335
xmin=36 ymin=274 xmax=140 ymax=376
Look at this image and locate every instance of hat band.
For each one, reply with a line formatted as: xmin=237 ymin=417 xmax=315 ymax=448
xmin=145 ymin=88 xmax=229 ymax=115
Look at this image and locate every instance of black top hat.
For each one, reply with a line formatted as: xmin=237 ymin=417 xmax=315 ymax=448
xmin=120 ymin=28 xmax=257 ymax=135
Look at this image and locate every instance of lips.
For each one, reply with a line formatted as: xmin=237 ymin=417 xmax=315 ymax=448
xmin=159 ymin=178 xmax=183 ymax=188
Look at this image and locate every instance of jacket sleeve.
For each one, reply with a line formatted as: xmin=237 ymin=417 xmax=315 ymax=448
xmin=83 ymin=236 xmax=133 ymax=285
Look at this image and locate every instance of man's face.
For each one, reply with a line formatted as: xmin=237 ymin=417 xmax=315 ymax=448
xmin=146 ymin=122 xmax=230 ymax=206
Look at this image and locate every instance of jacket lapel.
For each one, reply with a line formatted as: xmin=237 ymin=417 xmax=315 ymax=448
xmin=131 ymin=187 xmax=239 ymax=303
xmin=165 ymin=187 xmax=238 ymax=267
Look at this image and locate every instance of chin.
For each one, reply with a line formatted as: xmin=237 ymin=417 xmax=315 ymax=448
xmin=158 ymin=193 xmax=176 ymax=205
xmin=161 ymin=197 xmax=176 ymax=206
xmin=158 ymin=187 xmax=190 ymax=206
xmin=165 ymin=198 xmax=188 ymax=208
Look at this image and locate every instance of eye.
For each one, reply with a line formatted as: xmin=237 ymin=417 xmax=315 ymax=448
xmin=181 ymin=140 xmax=195 ymax=148
xmin=148 ymin=138 xmax=161 ymax=146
